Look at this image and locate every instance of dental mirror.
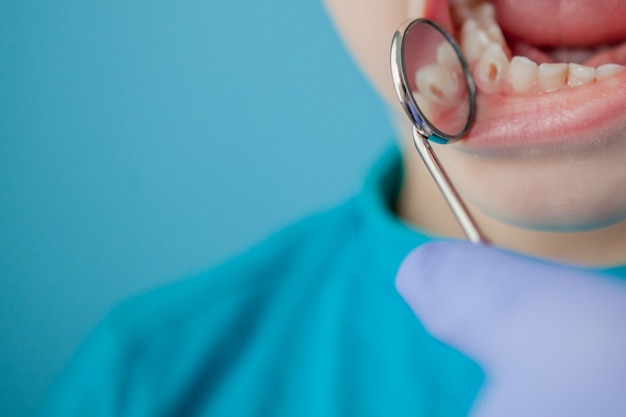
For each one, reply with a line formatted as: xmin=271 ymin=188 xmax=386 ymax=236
xmin=391 ymin=18 xmax=486 ymax=243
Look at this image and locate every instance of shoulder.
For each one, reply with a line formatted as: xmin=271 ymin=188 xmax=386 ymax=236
xmin=38 ymin=199 xmax=367 ymax=416
xmin=108 ymin=197 xmax=365 ymax=346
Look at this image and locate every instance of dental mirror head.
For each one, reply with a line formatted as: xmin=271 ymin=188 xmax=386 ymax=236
xmin=391 ymin=18 xmax=476 ymax=143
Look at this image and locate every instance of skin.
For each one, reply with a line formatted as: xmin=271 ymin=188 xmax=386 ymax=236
xmin=323 ymin=0 xmax=626 ymax=266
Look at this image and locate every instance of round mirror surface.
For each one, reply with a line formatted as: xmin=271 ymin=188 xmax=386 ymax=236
xmin=394 ymin=19 xmax=475 ymax=141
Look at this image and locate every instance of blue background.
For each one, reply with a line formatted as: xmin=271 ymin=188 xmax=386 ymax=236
xmin=0 ymin=1 xmax=393 ymax=416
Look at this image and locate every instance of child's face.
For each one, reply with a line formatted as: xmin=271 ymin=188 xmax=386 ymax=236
xmin=325 ymin=0 xmax=626 ymax=231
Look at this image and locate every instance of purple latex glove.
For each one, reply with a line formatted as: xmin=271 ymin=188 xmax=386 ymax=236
xmin=396 ymin=241 xmax=626 ymax=417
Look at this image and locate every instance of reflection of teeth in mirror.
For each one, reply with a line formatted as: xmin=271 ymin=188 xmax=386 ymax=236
xmin=412 ymin=90 xmax=438 ymax=118
xmin=412 ymin=90 xmax=455 ymax=126
xmin=567 ymin=64 xmax=595 ymax=87
xmin=596 ymin=64 xmax=626 ymax=80
xmin=436 ymin=42 xmax=460 ymax=70
xmin=509 ymin=56 xmax=538 ymax=93
xmin=415 ymin=63 xmax=460 ymax=108
xmin=475 ymin=43 xmax=509 ymax=94
xmin=538 ymin=63 xmax=568 ymax=92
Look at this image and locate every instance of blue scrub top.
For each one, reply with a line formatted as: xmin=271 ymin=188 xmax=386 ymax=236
xmin=37 ymin=148 xmax=626 ymax=416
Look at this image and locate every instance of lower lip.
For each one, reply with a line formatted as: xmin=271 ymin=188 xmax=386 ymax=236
xmin=456 ymin=71 xmax=626 ymax=155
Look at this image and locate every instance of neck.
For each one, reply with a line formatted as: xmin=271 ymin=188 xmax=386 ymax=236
xmin=395 ymin=127 xmax=626 ymax=268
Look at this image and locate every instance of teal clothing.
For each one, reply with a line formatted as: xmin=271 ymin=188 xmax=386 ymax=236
xmin=38 ymin=149 xmax=484 ymax=416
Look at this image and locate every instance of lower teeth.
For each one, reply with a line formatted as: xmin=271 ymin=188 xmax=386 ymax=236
xmin=538 ymin=63 xmax=567 ymax=92
xmin=475 ymin=43 xmax=509 ymax=94
xmin=509 ymin=56 xmax=538 ymax=93
xmin=443 ymin=0 xmax=626 ymax=96
xmin=597 ymin=63 xmax=626 ymax=80
xmin=567 ymin=64 xmax=596 ymax=87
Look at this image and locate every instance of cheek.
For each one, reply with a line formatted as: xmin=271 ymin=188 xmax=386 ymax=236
xmin=435 ymin=145 xmax=626 ymax=231
xmin=323 ymin=0 xmax=417 ymax=106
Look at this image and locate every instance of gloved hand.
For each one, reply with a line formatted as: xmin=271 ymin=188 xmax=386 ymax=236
xmin=396 ymin=241 xmax=626 ymax=417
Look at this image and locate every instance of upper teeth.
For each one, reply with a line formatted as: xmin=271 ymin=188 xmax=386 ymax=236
xmin=453 ymin=0 xmax=625 ymax=95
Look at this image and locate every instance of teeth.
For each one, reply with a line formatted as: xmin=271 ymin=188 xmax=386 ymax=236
xmin=596 ymin=64 xmax=626 ymax=80
xmin=567 ymin=63 xmax=596 ymax=87
xmin=472 ymin=2 xmax=496 ymax=23
xmin=460 ymin=12 xmax=508 ymax=65
xmin=452 ymin=0 xmax=494 ymax=22
xmin=509 ymin=56 xmax=538 ymax=93
xmin=484 ymin=23 xmax=507 ymax=48
xmin=437 ymin=41 xmax=460 ymax=70
xmin=412 ymin=90 xmax=446 ymax=122
xmin=461 ymin=19 xmax=493 ymax=62
xmin=414 ymin=63 xmax=460 ymax=108
xmin=452 ymin=0 xmax=625 ymax=96
xmin=475 ymin=43 xmax=509 ymax=94
xmin=538 ymin=63 xmax=568 ymax=92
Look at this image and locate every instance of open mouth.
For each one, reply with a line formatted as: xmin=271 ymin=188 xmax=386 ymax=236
xmin=423 ymin=0 xmax=626 ymax=153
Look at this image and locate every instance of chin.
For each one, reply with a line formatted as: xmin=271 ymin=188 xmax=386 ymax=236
xmin=476 ymin=196 xmax=626 ymax=233
xmin=435 ymin=140 xmax=626 ymax=232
